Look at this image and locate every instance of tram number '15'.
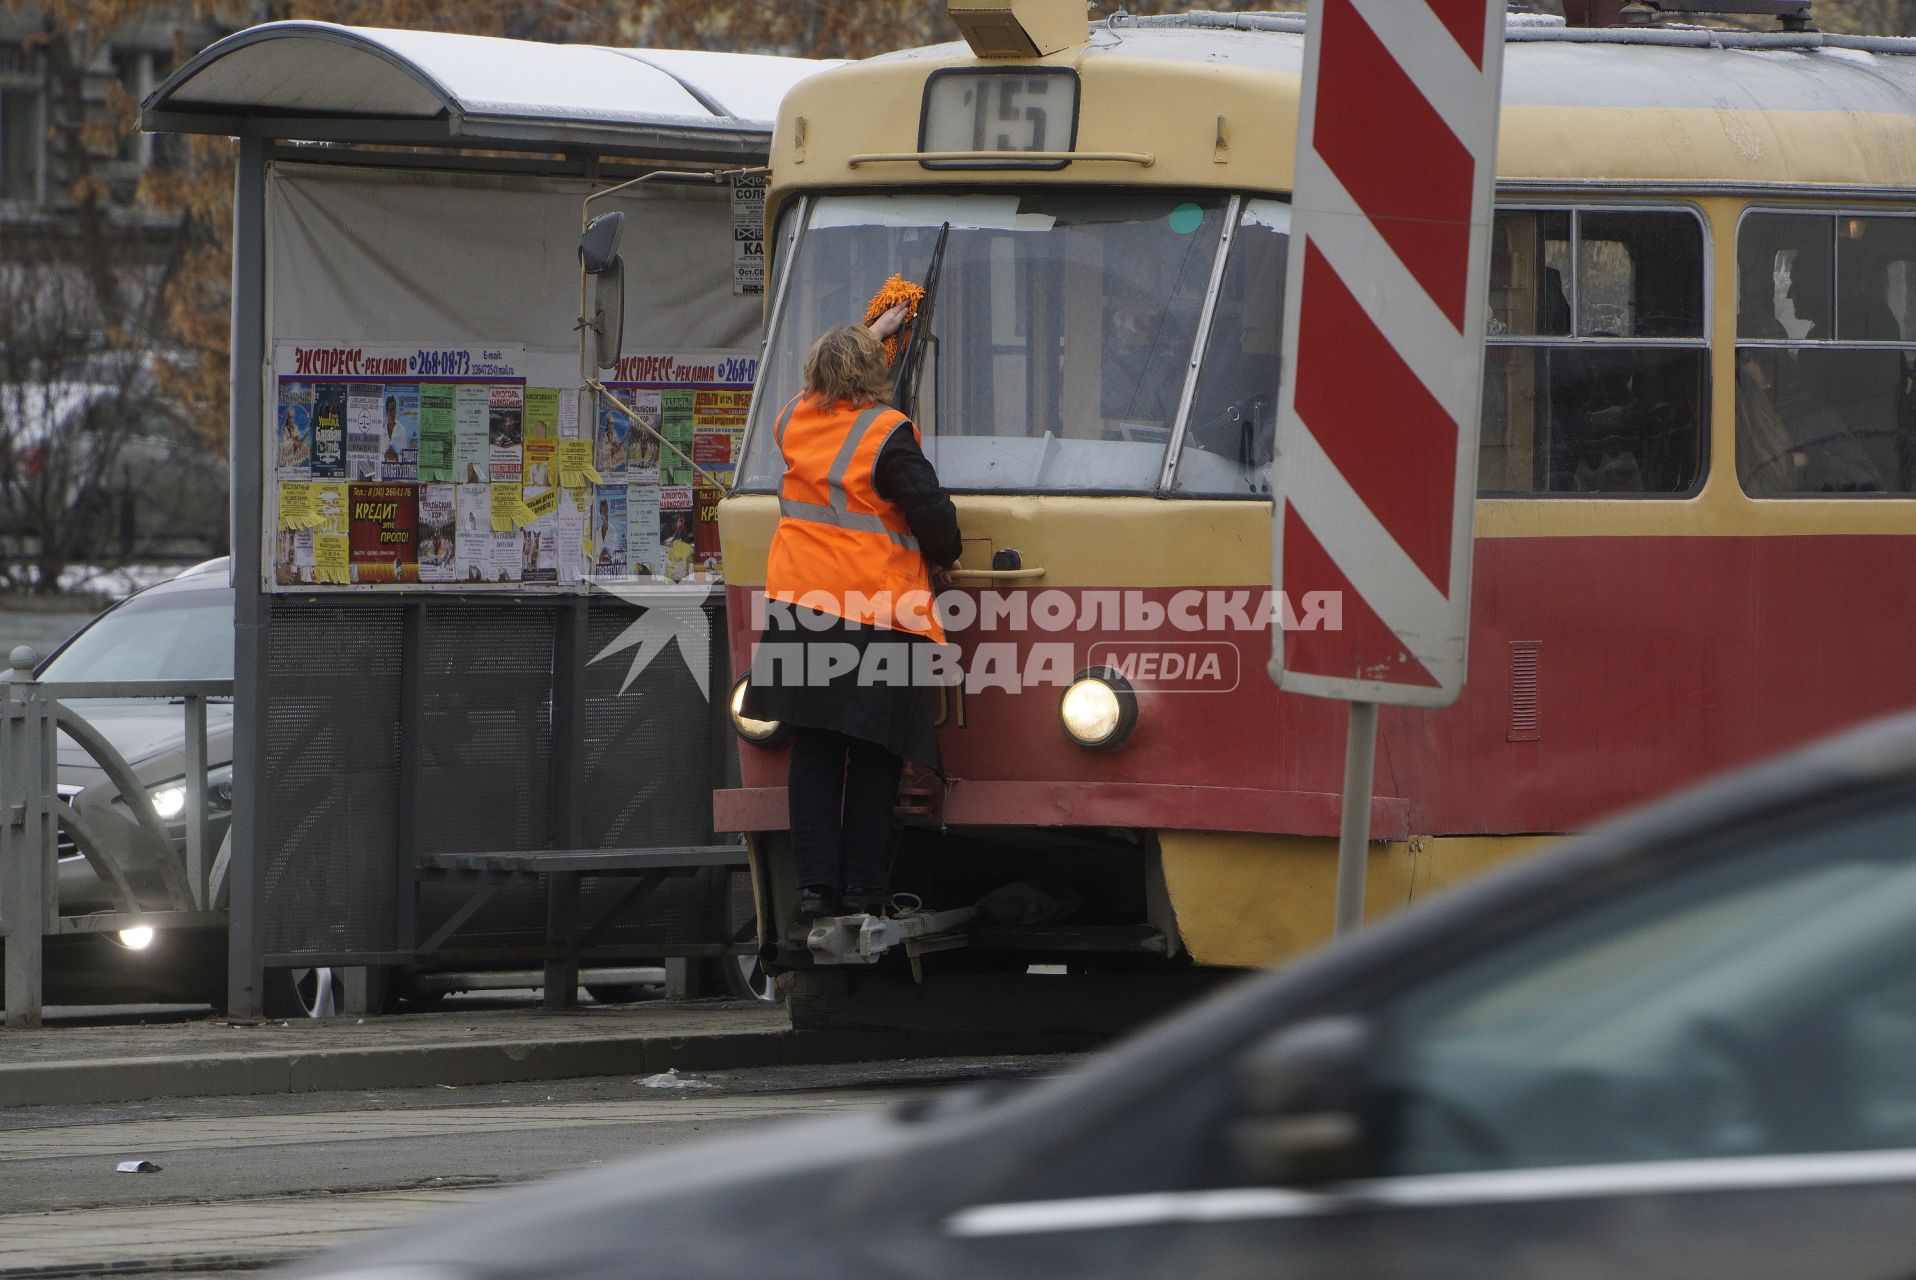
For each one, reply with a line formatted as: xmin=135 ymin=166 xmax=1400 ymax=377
xmin=934 ymin=682 xmax=968 ymax=730
xmin=972 ymin=77 xmax=1054 ymax=152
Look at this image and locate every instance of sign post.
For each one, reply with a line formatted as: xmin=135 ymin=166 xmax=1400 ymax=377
xmin=1269 ymin=0 xmax=1508 ymax=935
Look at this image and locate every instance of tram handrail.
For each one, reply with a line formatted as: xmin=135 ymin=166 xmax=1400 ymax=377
xmin=946 ymin=566 xmax=1047 ymax=583
xmin=848 ymin=150 xmax=1155 ymax=168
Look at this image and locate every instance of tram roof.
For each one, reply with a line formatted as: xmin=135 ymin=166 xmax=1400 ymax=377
xmin=807 ymin=14 xmax=1916 ymax=191
xmin=142 ymin=22 xmax=844 ymax=160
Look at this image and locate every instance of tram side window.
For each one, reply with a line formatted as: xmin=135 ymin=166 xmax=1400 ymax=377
xmin=1736 ymin=212 xmax=1916 ymax=495
xmin=1479 ymin=209 xmax=1708 ymax=496
xmin=1176 ymin=199 xmax=1289 ymax=496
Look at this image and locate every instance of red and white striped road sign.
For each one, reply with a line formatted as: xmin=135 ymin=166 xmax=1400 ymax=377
xmin=1269 ymin=0 xmax=1506 ymax=708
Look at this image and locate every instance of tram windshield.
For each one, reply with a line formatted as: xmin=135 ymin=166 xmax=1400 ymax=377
xmin=736 ymin=191 xmax=1229 ymax=493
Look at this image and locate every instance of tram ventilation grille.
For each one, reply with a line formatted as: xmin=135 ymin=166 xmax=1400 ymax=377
xmin=1508 ymin=641 xmax=1542 ymax=743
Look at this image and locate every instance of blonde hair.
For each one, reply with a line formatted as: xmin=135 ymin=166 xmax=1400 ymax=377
xmin=803 ymin=324 xmax=892 ymax=408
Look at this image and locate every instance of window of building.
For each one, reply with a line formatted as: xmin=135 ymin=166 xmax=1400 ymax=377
xmin=1736 ymin=212 xmax=1916 ymax=496
xmin=1480 ymin=208 xmax=1709 ymax=496
xmin=0 ymin=85 xmax=44 ymax=204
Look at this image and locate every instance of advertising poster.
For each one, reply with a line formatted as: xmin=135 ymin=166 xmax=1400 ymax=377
xmin=626 ymin=484 xmax=661 ymax=579
xmin=417 ymin=483 xmax=456 ymax=583
xmin=313 ymin=481 xmax=350 ymax=583
xmin=453 ymin=384 xmax=491 ymax=483
xmin=659 ymin=485 xmax=696 ymax=581
xmin=692 ymin=425 xmax=735 ymax=479
xmin=660 ymin=388 xmax=696 ymax=485
xmin=590 ymin=484 xmax=627 ymax=578
xmin=693 ymin=481 xmax=725 ymax=579
xmin=383 ymin=384 xmax=420 ymax=481
xmin=521 ymin=515 xmax=558 ymax=585
xmin=348 ymin=482 xmax=417 ymax=583
xmin=732 ymin=171 xmax=767 ymax=296
xmin=627 ymin=390 xmax=662 ymax=484
xmin=488 ymin=529 xmax=524 ymax=583
xmin=523 ymin=387 xmax=558 ymax=496
xmin=312 ymin=384 xmax=347 ymax=479
xmin=417 ymin=384 xmax=454 ymax=482
xmin=455 ymin=483 xmax=489 ymax=582
xmin=275 ymin=382 xmax=314 ymax=480
xmin=346 ymin=384 xmax=385 ymax=482
xmin=556 ymin=488 xmax=586 ymax=584
xmin=489 ymin=384 xmax=523 ymax=482
xmin=525 ymin=387 xmax=560 ymax=443
xmin=273 ymin=525 xmax=312 ymax=585
xmin=594 ymin=390 xmax=632 ymax=482
xmin=559 ymin=387 xmax=582 ymax=440
xmin=693 ymin=389 xmax=748 ymax=479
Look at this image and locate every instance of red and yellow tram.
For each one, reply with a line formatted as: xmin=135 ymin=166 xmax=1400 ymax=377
xmin=717 ymin=2 xmax=1916 ymax=1018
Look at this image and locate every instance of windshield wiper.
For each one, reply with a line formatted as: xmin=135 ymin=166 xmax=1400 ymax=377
xmin=890 ymin=222 xmax=950 ymax=421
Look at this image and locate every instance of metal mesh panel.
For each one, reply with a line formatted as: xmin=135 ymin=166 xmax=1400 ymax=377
xmin=257 ymin=595 xmax=738 ymax=960
xmin=260 ymin=603 xmax=404 ymax=955
xmin=580 ymin=596 xmax=718 ymax=850
xmin=414 ymin=604 xmax=556 ymax=857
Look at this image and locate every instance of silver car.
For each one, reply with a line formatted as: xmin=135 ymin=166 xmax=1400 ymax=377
xmin=16 ymin=561 xmax=769 ymax=1015
xmin=18 ymin=559 xmax=236 ymax=1008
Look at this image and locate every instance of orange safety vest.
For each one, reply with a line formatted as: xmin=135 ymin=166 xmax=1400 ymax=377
xmin=764 ymin=393 xmax=944 ymax=643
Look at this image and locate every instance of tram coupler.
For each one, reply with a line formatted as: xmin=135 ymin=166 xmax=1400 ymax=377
xmin=806 ymin=904 xmax=980 ymax=967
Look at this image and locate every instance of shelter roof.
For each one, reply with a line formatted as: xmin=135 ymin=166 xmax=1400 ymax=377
xmin=143 ymin=22 xmax=842 ymax=160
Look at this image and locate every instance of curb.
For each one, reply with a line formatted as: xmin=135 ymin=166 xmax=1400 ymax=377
xmin=0 ymin=1028 xmax=1094 ymax=1108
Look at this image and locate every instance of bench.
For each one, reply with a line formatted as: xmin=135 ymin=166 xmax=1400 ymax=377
xmin=416 ymin=845 xmax=751 ymax=1010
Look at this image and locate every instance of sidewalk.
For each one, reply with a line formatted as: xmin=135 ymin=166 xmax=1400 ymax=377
xmin=0 ymin=1002 xmax=804 ymax=1108
xmin=0 ymin=1001 xmax=1091 ymax=1109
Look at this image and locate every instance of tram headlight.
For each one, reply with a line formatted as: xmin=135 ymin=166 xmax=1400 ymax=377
xmin=730 ymin=677 xmax=790 ymax=748
xmin=1060 ymin=668 xmax=1137 ymax=751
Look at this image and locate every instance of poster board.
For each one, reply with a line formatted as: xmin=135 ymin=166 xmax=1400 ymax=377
xmin=268 ymin=343 xmax=756 ymax=592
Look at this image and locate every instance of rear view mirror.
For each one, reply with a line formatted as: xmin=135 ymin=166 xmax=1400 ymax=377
xmin=579 ymin=211 xmax=624 ymax=275
xmin=593 ymin=257 xmax=625 ymax=371
xmin=1233 ymin=1015 xmax=1377 ymax=1187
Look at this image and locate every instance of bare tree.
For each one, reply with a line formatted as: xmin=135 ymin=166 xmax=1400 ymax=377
xmin=0 ymin=249 xmax=193 ymax=591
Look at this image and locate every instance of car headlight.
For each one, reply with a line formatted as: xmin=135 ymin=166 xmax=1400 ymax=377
xmin=1060 ymin=668 xmax=1137 ymax=751
xmin=730 ymin=677 xmax=790 ymax=747
xmin=148 ymin=783 xmax=188 ymax=821
xmin=143 ymin=765 xmax=233 ymax=821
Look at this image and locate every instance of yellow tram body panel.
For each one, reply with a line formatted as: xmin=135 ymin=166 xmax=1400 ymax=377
xmin=768 ymin=34 xmax=1916 ymax=208
xmin=1155 ymin=832 xmax=1564 ymax=968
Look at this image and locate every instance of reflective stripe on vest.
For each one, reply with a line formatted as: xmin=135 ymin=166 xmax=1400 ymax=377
xmin=765 ymin=394 xmax=941 ymax=642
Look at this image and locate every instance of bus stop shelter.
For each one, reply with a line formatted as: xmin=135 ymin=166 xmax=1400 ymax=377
xmin=141 ymin=23 xmax=832 ymax=1016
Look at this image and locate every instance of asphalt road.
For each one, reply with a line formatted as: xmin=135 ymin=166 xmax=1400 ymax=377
xmin=0 ymin=1057 xmax=1059 ymax=1277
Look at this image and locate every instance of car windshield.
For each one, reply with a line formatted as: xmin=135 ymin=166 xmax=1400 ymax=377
xmin=736 ymin=190 xmax=1230 ymax=493
xmin=40 ymin=585 xmax=233 ymax=685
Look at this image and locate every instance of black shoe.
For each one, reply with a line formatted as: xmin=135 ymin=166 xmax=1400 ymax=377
xmin=797 ymin=886 xmax=834 ymax=919
xmin=842 ymin=886 xmax=891 ymax=917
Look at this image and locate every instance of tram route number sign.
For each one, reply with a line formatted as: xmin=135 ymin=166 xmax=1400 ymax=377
xmin=1269 ymin=0 xmax=1507 ymax=708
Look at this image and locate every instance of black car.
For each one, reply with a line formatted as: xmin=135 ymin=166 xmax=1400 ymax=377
xmin=288 ymin=708 xmax=1916 ymax=1280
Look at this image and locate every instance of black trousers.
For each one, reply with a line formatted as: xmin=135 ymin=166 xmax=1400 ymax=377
xmin=788 ymin=726 xmax=903 ymax=896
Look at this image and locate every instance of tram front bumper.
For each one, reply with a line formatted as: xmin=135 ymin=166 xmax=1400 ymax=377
xmin=714 ymin=780 xmax=1411 ymax=837
xmin=806 ymin=905 xmax=982 ymax=965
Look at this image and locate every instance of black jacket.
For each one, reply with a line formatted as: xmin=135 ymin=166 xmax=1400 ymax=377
xmin=873 ymin=422 xmax=961 ymax=567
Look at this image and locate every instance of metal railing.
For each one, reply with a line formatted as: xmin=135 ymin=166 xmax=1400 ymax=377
xmin=1 ymin=646 xmax=231 ymax=1028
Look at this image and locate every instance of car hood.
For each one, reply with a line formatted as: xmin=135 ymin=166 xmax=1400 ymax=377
xmin=54 ymin=699 xmax=233 ymax=775
xmin=282 ymin=1104 xmax=968 ymax=1280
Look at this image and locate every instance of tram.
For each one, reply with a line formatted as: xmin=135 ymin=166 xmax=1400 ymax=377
xmin=716 ymin=0 xmax=1916 ymax=1024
